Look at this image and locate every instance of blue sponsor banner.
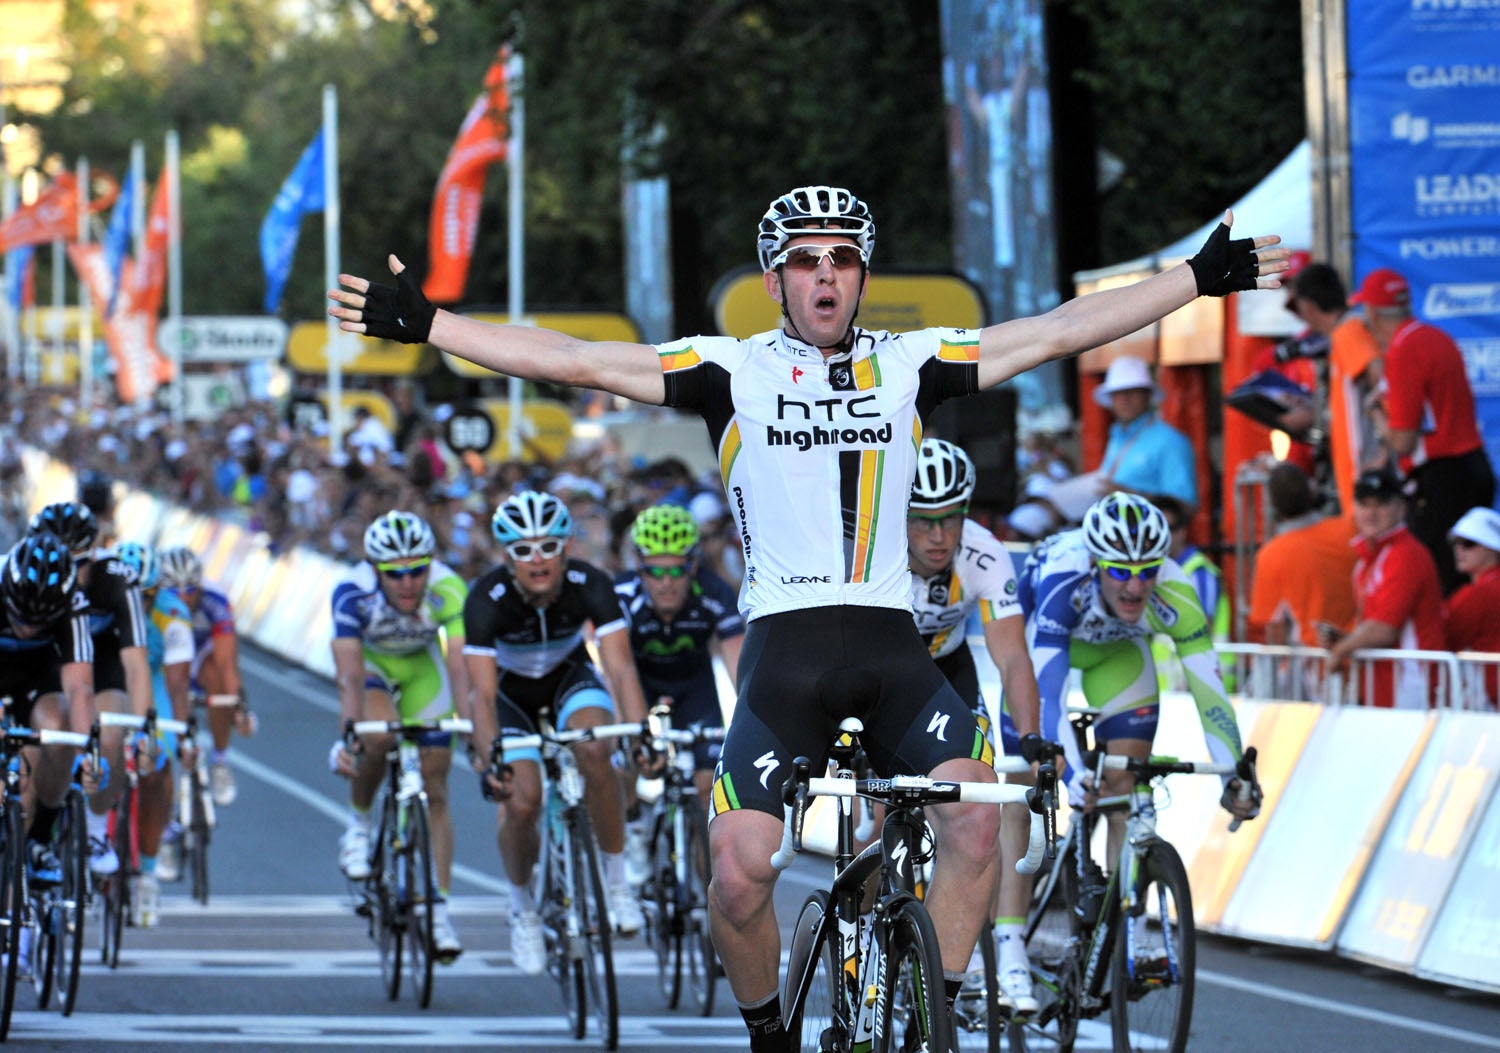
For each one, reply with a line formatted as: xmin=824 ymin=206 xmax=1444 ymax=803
xmin=1347 ymin=2 xmax=1500 ymax=491
xmin=1350 ymin=1 xmax=1500 ymax=492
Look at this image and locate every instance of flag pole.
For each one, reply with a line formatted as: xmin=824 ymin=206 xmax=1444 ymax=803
xmin=506 ymin=51 xmax=525 ymax=461
xmin=129 ymin=140 xmax=148 ymax=412
xmin=166 ymin=130 xmax=183 ymax=428
xmin=1 ymin=170 xmax=16 ymax=382
xmin=322 ymin=84 xmax=343 ymax=459
xmin=78 ymin=157 xmax=93 ymax=411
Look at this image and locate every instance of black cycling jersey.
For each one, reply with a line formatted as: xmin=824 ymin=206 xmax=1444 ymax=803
xmin=614 ymin=568 xmax=743 ymax=698
xmin=0 ymin=599 xmax=91 ymax=725
xmin=82 ymin=555 xmax=148 ymax=693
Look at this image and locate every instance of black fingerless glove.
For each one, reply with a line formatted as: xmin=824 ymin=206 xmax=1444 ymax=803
xmin=1187 ymin=222 xmax=1260 ymax=297
xmin=1018 ymin=733 xmax=1048 ymax=766
xmin=362 ymin=266 xmax=436 ymax=344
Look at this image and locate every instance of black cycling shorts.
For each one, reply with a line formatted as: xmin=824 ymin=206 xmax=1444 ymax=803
xmin=0 ymin=647 xmax=63 ymax=728
xmin=709 ymin=606 xmax=992 ymax=822
xmin=494 ymin=648 xmax=613 ymax=739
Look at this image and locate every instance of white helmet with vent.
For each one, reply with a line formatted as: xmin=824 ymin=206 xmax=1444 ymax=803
xmin=363 ymin=511 xmax=435 ymax=563
xmin=491 ymin=491 xmax=573 ymax=544
xmin=1082 ymin=492 xmax=1171 ymax=562
xmin=757 ymin=186 xmax=876 ymax=272
xmin=910 ymin=439 xmax=976 ymax=511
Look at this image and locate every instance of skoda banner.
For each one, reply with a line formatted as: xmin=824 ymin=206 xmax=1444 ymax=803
xmin=1347 ymin=2 xmax=1500 ymax=482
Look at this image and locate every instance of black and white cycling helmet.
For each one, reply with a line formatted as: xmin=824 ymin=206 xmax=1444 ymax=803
xmin=1082 ymin=492 xmax=1171 ymax=563
xmin=910 ymin=439 xmax=976 ymax=511
xmin=28 ymin=502 xmax=98 ymax=555
xmin=2 ymin=533 xmax=77 ymax=627
xmin=491 ymin=490 xmax=573 ymax=544
xmin=158 ymin=546 xmax=203 ymax=590
xmin=757 ymin=185 xmax=876 ymax=272
xmin=363 ymin=511 xmax=435 ymax=563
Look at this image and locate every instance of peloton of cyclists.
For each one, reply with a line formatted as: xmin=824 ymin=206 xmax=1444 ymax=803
xmin=614 ymin=502 xmax=744 ymax=882
xmin=463 ymin=490 xmax=651 ymax=975
xmin=328 ymin=511 xmax=470 ymax=962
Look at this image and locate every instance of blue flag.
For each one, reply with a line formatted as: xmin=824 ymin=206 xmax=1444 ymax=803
xmin=4 ymin=245 xmax=33 ymax=311
xmin=101 ymin=166 xmax=137 ymax=317
xmin=259 ymin=128 xmax=327 ymax=314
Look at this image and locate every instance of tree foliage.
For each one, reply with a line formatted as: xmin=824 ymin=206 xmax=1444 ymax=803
xmin=17 ymin=0 xmax=1300 ymax=330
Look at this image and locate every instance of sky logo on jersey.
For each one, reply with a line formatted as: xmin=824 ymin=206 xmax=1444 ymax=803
xmin=754 ymin=750 xmax=779 ymax=789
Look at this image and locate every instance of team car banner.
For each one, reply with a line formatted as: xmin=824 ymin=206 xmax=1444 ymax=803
xmin=1346 ymin=1 xmax=1500 ymax=486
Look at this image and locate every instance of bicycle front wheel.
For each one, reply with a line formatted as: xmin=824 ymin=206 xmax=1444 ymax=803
xmin=570 ymin=810 xmax=618 ymax=1050
xmin=0 ymin=804 xmax=27 ymax=1039
xmin=374 ymin=799 xmax=403 ymax=1001
xmin=875 ymin=896 xmax=951 ymax=1053
xmin=404 ymin=798 xmax=436 ymax=1010
xmin=100 ymin=786 xmax=132 ymax=970
xmin=679 ymin=804 xmax=717 ymax=1017
xmin=646 ymin=807 xmax=681 ymax=1009
xmin=56 ymin=788 xmax=88 ymax=1015
xmin=782 ymin=890 xmax=839 ymax=1052
xmin=1110 ymin=840 xmax=1194 ymax=1053
xmin=186 ymin=768 xmax=212 ymax=906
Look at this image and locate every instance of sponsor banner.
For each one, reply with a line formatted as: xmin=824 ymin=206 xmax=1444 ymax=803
xmin=1215 ymin=707 xmax=1434 ymax=948
xmin=1418 ymin=774 xmax=1500 ymax=993
xmin=1338 ymin=711 xmax=1500 ymax=971
xmin=1347 ymin=1 xmax=1500 ymax=498
xmin=158 ymin=317 xmax=288 ymax=363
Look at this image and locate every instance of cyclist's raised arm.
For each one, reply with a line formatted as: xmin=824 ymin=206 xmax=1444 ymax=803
xmin=975 ymin=211 xmax=1287 ymax=390
xmin=330 ymin=255 xmax=666 ymax=405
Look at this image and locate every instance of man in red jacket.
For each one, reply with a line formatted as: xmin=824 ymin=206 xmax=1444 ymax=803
xmin=1328 ymin=468 xmax=1445 ymax=708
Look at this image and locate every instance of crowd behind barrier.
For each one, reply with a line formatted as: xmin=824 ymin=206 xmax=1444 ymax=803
xmin=13 ymin=451 xmax=1499 ymax=996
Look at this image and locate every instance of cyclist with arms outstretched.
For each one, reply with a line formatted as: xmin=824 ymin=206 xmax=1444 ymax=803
xmin=463 ymin=491 xmax=651 ymax=975
xmin=328 ymin=511 xmax=469 ymax=962
xmin=332 ymin=183 xmax=1286 ymax=1052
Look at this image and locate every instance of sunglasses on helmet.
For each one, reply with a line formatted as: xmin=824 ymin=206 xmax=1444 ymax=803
xmin=769 ymin=243 xmax=868 ymax=272
xmin=1096 ymin=558 xmax=1163 ymax=582
xmin=376 ymin=558 xmax=431 ymax=579
xmin=506 ymin=538 xmax=566 ymax=562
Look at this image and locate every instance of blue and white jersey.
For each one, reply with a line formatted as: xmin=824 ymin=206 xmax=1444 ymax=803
xmin=330 ymin=560 xmax=467 ymax=659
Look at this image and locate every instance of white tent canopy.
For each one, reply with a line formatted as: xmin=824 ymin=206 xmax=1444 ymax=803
xmin=1074 ymin=141 xmax=1312 ymax=284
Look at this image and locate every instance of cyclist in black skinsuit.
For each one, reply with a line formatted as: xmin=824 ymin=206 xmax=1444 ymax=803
xmin=463 ymin=491 xmax=652 ymax=975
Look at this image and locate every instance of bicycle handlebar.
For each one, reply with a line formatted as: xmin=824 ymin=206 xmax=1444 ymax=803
xmin=348 ymin=717 xmax=475 ymax=739
xmin=3 ymin=727 xmax=92 ymax=749
xmin=1094 ymin=745 xmax=1261 ymax=832
xmin=497 ymin=722 xmax=641 ymax=754
xmin=771 ymin=766 xmax=1058 ymax=875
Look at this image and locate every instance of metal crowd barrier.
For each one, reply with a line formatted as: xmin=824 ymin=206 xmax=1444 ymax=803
xmin=1223 ymin=642 xmax=1497 ymax=711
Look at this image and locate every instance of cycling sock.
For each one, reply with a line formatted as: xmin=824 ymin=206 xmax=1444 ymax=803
xmin=602 ymin=851 xmax=626 ymax=887
xmin=508 ymin=882 xmax=536 ymax=915
xmin=86 ymin=808 xmax=107 ymax=840
xmin=211 ymin=748 xmax=228 ymax=765
xmin=32 ymin=801 xmax=59 ymax=840
xmin=348 ymin=806 xmax=371 ymax=831
xmin=737 ymin=991 xmax=789 ymax=1053
xmin=996 ymin=921 xmax=1027 ymax=971
xmin=944 ymin=970 xmax=966 ymax=1009
xmin=140 ymin=855 xmax=157 ymax=875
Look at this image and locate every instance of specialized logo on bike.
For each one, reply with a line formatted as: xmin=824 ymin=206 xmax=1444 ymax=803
xmin=765 ymin=393 xmax=893 ymax=452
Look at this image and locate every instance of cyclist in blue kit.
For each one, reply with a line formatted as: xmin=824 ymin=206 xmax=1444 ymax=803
xmin=333 ymin=184 xmax=1287 ymax=1052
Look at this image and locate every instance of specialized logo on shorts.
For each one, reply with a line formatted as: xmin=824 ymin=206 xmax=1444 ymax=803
xmin=754 ymin=750 xmax=780 ymax=789
xmin=926 ymin=712 xmax=949 ymax=742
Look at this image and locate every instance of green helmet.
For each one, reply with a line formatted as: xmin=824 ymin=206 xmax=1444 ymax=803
xmin=631 ymin=504 xmax=700 ymax=559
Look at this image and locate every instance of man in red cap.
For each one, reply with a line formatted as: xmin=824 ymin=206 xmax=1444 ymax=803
xmin=1355 ymin=266 xmax=1496 ymax=594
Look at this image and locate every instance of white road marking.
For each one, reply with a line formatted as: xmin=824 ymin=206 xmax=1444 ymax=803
xmin=1198 ymin=969 xmax=1500 ymax=1049
xmin=77 ymin=947 xmax=669 ymax=979
xmin=10 ymin=1011 xmax=753 ymax=1047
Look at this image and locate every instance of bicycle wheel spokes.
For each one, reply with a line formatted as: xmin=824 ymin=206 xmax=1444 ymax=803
xmin=571 ymin=813 xmax=618 ymax=1050
xmin=647 ymin=811 xmax=681 ymax=1009
xmin=188 ymin=770 xmax=211 ymax=906
xmin=952 ymin=920 xmax=999 ymax=1053
xmin=782 ymin=891 xmax=839 ymax=1052
xmin=680 ymin=813 xmax=716 ymax=1017
xmin=374 ymin=807 xmax=402 ymax=1002
xmin=1013 ymin=846 xmax=1083 ymax=1053
xmin=1110 ymin=842 xmax=1195 ymax=1053
xmin=0 ymin=805 xmax=25 ymax=1040
xmin=404 ymin=801 xmax=436 ymax=1010
xmin=56 ymin=789 xmax=88 ymax=1015
xmin=877 ymin=898 xmax=951 ymax=1053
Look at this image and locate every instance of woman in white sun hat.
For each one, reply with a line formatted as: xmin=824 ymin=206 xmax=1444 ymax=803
xmin=1445 ymin=506 xmax=1500 ymax=708
xmin=1090 ymin=355 xmax=1198 ymax=510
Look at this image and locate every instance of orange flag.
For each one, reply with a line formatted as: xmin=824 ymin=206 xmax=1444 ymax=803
xmin=0 ymin=173 xmax=79 ymax=252
xmin=424 ymin=47 xmax=511 ymax=303
xmin=131 ymin=167 xmax=171 ymax=317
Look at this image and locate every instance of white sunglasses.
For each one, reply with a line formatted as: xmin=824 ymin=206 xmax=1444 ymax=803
xmin=769 ymin=243 xmax=868 ymax=271
xmin=506 ymin=538 xmax=566 ymax=562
